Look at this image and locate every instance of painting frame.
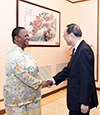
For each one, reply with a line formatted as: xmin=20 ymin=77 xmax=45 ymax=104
xmin=16 ymin=0 xmax=61 ymax=47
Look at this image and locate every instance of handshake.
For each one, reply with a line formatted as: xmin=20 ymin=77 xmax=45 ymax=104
xmin=41 ymin=79 xmax=53 ymax=88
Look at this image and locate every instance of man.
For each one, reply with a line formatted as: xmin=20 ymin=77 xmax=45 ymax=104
xmin=47 ymin=23 xmax=98 ymax=115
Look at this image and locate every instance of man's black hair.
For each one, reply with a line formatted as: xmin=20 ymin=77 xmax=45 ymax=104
xmin=67 ymin=23 xmax=82 ymax=37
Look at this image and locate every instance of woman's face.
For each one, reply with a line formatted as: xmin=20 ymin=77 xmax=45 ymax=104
xmin=16 ymin=29 xmax=29 ymax=50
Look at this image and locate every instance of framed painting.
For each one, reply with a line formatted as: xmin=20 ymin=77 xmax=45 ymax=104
xmin=17 ymin=0 xmax=61 ymax=47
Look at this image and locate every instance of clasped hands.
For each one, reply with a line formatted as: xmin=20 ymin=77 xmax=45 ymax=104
xmin=41 ymin=79 xmax=53 ymax=88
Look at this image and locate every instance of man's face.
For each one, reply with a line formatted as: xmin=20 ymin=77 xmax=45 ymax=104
xmin=17 ymin=29 xmax=29 ymax=49
xmin=63 ymin=27 xmax=73 ymax=46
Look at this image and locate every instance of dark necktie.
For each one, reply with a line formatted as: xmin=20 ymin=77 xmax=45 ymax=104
xmin=71 ymin=48 xmax=75 ymax=60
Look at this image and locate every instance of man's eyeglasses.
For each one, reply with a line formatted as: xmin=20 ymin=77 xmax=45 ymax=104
xmin=63 ymin=34 xmax=68 ymax=38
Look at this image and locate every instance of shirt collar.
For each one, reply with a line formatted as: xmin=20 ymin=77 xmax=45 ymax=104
xmin=74 ymin=38 xmax=83 ymax=52
xmin=13 ymin=43 xmax=26 ymax=52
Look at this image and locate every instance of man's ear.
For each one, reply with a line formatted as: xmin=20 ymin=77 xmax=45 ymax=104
xmin=70 ymin=33 xmax=76 ymax=40
xmin=70 ymin=33 xmax=74 ymax=38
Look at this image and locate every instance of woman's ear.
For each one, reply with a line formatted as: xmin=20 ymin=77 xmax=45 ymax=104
xmin=14 ymin=36 xmax=18 ymax=43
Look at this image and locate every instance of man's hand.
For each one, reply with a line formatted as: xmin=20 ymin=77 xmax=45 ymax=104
xmin=46 ymin=79 xmax=53 ymax=88
xmin=81 ymin=104 xmax=89 ymax=114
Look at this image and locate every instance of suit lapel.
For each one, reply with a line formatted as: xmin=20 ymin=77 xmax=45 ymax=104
xmin=68 ymin=40 xmax=85 ymax=71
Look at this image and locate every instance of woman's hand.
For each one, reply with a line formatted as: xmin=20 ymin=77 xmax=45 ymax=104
xmin=41 ymin=80 xmax=53 ymax=87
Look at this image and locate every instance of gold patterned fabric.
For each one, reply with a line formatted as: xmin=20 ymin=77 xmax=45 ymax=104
xmin=3 ymin=44 xmax=42 ymax=114
xmin=5 ymin=101 xmax=41 ymax=115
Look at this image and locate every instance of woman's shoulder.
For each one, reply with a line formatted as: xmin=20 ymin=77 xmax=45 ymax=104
xmin=6 ymin=44 xmax=23 ymax=60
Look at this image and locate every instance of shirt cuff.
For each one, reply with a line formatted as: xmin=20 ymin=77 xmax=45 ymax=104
xmin=51 ymin=78 xmax=56 ymax=84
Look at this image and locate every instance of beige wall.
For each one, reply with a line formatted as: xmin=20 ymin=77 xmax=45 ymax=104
xmin=0 ymin=0 xmax=100 ymax=109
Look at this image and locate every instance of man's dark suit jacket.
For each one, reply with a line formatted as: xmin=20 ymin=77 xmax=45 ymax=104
xmin=53 ymin=40 xmax=98 ymax=111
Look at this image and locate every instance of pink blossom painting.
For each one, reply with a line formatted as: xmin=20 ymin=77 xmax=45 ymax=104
xmin=17 ymin=0 xmax=60 ymax=47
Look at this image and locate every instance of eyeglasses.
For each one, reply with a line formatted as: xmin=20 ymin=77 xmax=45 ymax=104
xmin=63 ymin=34 xmax=68 ymax=38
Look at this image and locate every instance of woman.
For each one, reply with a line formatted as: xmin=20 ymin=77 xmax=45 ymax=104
xmin=3 ymin=27 xmax=47 ymax=115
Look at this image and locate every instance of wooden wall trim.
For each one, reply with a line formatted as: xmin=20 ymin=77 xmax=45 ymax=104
xmin=66 ymin=0 xmax=90 ymax=4
xmin=96 ymin=87 xmax=100 ymax=91
xmin=96 ymin=0 xmax=99 ymax=82
xmin=0 ymin=99 xmax=4 ymax=102
xmin=0 ymin=109 xmax=5 ymax=115
xmin=66 ymin=0 xmax=73 ymax=3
